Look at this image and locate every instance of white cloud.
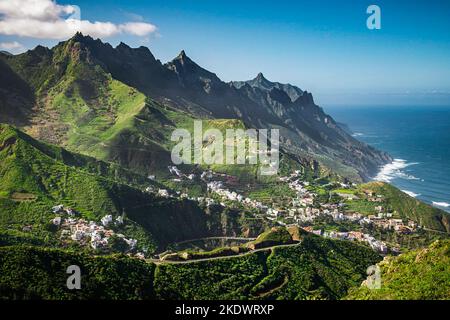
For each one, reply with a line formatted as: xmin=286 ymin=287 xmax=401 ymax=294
xmin=0 ymin=41 xmax=23 ymax=50
xmin=0 ymin=0 xmax=157 ymax=39
xmin=119 ymin=22 xmax=157 ymax=36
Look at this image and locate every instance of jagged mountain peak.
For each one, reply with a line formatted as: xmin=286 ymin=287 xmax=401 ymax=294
xmin=70 ymin=31 xmax=88 ymax=42
xmin=250 ymin=72 xmax=275 ymax=90
xmin=167 ymin=50 xmax=220 ymax=85
xmin=255 ymin=72 xmax=266 ymax=80
xmin=171 ymin=49 xmax=197 ymax=67
xmin=231 ymin=73 xmax=304 ymax=102
xmin=116 ymin=41 xmax=131 ymax=49
xmin=178 ymin=50 xmax=187 ymax=58
xmin=0 ymin=35 xmax=392 ymax=182
xmin=68 ymin=32 xmax=101 ymax=46
xmin=31 ymin=44 xmax=52 ymax=56
xmin=172 ymin=49 xmax=195 ymax=68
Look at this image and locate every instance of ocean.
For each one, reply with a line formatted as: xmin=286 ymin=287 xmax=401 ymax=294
xmin=327 ymin=106 xmax=450 ymax=213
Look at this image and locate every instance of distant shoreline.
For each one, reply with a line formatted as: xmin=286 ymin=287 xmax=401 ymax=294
xmin=328 ymin=106 xmax=450 ymax=215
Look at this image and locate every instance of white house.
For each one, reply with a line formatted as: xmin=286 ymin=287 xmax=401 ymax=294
xmin=158 ymin=189 xmax=170 ymax=198
xmin=52 ymin=217 xmax=62 ymax=226
xmin=52 ymin=204 xmax=64 ymax=213
xmin=71 ymin=230 xmax=86 ymax=241
xmin=101 ymin=215 xmax=113 ymax=227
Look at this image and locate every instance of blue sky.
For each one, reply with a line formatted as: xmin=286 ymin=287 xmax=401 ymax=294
xmin=1 ymin=0 xmax=449 ymax=106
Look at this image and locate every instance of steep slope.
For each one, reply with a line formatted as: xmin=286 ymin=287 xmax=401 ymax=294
xmin=0 ymin=233 xmax=381 ymax=300
xmin=346 ymin=239 xmax=450 ymax=300
xmin=0 ymin=33 xmax=391 ymax=182
xmin=360 ymin=182 xmax=450 ymax=233
xmin=163 ymin=53 xmax=391 ymax=182
xmin=231 ymin=73 xmax=392 ymax=181
xmin=233 ymin=72 xmax=304 ymax=101
xmin=0 ymin=58 xmax=34 ymax=125
xmin=0 ymin=246 xmax=155 ymax=300
xmin=0 ymin=124 xmax=263 ymax=251
xmin=154 ymin=234 xmax=381 ymax=300
xmin=0 ymin=36 xmax=294 ymax=179
xmin=0 ymin=36 xmax=177 ymax=175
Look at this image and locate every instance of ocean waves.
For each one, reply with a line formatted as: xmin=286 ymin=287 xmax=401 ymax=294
xmin=376 ymin=159 xmax=450 ymax=211
xmin=375 ymin=159 xmax=420 ymax=183
xmin=401 ymin=190 xmax=421 ymax=198
xmin=332 ymin=106 xmax=450 ymax=214
xmin=352 ymin=132 xmax=364 ymax=137
xmin=432 ymin=201 xmax=450 ymax=208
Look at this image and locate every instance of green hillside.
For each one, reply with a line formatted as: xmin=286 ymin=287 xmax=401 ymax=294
xmin=246 ymin=227 xmax=295 ymax=249
xmin=0 ymin=234 xmax=380 ymax=300
xmin=1 ymin=37 xmax=313 ymax=181
xmin=353 ymin=182 xmax=450 ymax=233
xmin=0 ymin=246 xmax=155 ymax=300
xmin=0 ymin=34 xmax=448 ymax=302
xmin=346 ymin=239 xmax=450 ymax=300
xmin=0 ymin=124 xmax=264 ymax=252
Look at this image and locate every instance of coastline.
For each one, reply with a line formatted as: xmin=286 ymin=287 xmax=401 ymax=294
xmin=374 ymin=159 xmax=450 ymax=213
xmin=328 ymin=106 xmax=450 ymax=215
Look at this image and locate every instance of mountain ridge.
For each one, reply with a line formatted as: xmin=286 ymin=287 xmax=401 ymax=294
xmin=0 ymin=33 xmax=391 ymax=182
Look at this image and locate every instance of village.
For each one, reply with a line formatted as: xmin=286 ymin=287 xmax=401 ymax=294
xmin=44 ymin=165 xmax=420 ymax=258
xmin=151 ymin=166 xmax=420 ymax=254
xmin=49 ymin=205 xmax=145 ymax=259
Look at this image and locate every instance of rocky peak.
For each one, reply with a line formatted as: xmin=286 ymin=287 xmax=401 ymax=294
xmin=116 ymin=42 xmax=131 ymax=50
xmin=178 ymin=50 xmax=187 ymax=59
xmin=172 ymin=50 xmax=194 ymax=67
xmin=255 ymin=72 xmax=265 ymax=80
xmin=251 ymin=72 xmax=274 ymax=90
xmin=70 ymin=32 xmax=95 ymax=44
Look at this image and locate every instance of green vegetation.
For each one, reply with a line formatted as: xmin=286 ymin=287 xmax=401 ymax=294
xmin=346 ymin=240 xmax=450 ymax=300
xmin=0 ymin=235 xmax=381 ymax=300
xmin=245 ymin=183 xmax=296 ymax=204
xmin=154 ymin=235 xmax=381 ymax=300
xmin=360 ymin=182 xmax=450 ymax=233
xmin=1 ymin=34 xmax=448 ymax=301
xmin=162 ymin=246 xmax=249 ymax=262
xmin=0 ymin=246 xmax=155 ymax=300
xmin=0 ymin=123 xmax=158 ymax=251
xmin=247 ymin=227 xmax=294 ymax=249
xmin=0 ymin=124 xmax=265 ymax=253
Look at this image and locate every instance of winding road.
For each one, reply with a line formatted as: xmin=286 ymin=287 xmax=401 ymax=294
xmin=147 ymin=241 xmax=301 ymax=265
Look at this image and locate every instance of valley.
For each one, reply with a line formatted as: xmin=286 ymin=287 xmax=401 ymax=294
xmin=0 ymin=34 xmax=448 ymax=301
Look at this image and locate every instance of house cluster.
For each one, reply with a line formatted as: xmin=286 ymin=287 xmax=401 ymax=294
xmin=206 ymin=172 xmax=321 ymax=226
xmin=325 ymin=230 xmax=389 ymax=253
xmin=52 ymin=204 xmax=77 ymax=216
xmin=279 ymin=170 xmax=303 ymax=183
xmin=301 ymin=227 xmax=389 ymax=253
xmin=51 ymin=205 xmax=140 ymax=254
xmin=206 ymin=181 xmax=271 ymax=213
xmin=280 ymin=172 xmax=316 ymax=205
xmin=289 ymin=180 xmax=315 ymax=206
xmin=207 ymin=181 xmax=244 ymax=202
xmin=144 ymin=167 xmax=416 ymax=256
xmin=360 ymin=213 xmax=418 ymax=234
xmin=145 ymin=185 xmax=173 ymax=199
xmin=363 ymin=189 xmax=385 ymax=202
